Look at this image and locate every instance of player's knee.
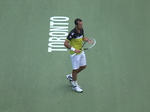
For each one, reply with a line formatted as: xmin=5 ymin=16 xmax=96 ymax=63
xmin=82 ymin=65 xmax=86 ymax=69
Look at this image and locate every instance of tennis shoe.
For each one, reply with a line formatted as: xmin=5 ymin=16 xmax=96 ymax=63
xmin=72 ymin=86 xmax=83 ymax=93
xmin=66 ymin=74 xmax=73 ymax=81
xmin=66 ymin=74 xmax=81 ymax=88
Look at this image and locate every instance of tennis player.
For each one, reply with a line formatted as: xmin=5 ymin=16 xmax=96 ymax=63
xmin=64 ymin=18 xmax=89 ymax=93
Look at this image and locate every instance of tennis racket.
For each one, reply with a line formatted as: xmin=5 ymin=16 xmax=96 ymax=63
xmin=71 ymin=38 xmax=96 ymax=57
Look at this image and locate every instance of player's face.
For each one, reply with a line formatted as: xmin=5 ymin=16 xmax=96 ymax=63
xmin=76 ymin=21 xmax=83 ymax=30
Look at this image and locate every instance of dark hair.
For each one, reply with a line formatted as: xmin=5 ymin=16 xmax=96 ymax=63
xmin=74 ymin=18 xmax=82 ymax=25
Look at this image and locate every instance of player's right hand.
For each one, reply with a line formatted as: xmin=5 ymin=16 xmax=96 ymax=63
xmin=74 ymin=49 xmax=81 ymax=53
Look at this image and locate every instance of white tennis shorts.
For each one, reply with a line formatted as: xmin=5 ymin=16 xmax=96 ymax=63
xmin=70 ymin=51 xmax=86 ymax=70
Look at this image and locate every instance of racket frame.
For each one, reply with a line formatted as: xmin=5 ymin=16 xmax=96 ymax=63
xmin=71 ymin=38 xmax=96 ymax=57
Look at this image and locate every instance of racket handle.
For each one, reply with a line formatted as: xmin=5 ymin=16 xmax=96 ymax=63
xmin=71 ymin=53 xmax=76 ymax=57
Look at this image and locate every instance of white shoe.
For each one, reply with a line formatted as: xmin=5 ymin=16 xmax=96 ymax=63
xmin=66 ymin=74 xmax=81 ymax=88
xmin=66 ymin=74 xmax=72 ymax=81
xmin=72 ymin=86 xmax=83 ymax=93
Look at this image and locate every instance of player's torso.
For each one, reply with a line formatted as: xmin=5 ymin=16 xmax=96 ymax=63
xmin=70 ymin=28 xmax=84 ymax=50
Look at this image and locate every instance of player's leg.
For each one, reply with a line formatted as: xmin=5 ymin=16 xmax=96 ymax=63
xmin=71 ymin=55 xmax=80 ymax=81
xmin=70 ymin=54 xmax=83 ymax=92
xmin=66 ymin=65 xmax=86 ymax=81
xmin=77 ymin=65 xmax=86 ymax=74
xmin=69 ymin=51 xmax=86 ymax=81
xmin=72 ymin=69 xmax=78 ymax=81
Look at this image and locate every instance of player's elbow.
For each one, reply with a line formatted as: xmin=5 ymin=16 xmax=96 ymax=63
xmin=64 ymin=41 xmax=67 ymax=47
xmin=64 ymin=40 xmax=69 ymax=48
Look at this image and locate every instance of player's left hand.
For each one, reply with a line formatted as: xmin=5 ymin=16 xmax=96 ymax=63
xmin=88 ymin=39 xmax=94 ymax=44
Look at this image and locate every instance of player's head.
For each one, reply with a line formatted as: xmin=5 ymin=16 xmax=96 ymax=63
xmin=74 ymin=18 xmax=83 ymax=30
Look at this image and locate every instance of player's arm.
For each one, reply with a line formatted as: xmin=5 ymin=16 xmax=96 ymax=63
xmin=64 ymin=39 xmax=71 ymax=49
xmin=83 ymin=36 xmax=93 ymax=44
xmin=83 ymin=36 xmax=89 ymax=41
xmin=64 ymin=40 xmax=81 ymax=53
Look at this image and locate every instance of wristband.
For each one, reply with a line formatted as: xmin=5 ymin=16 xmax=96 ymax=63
xmin=70 ymin=47 xmax=75 ymax=51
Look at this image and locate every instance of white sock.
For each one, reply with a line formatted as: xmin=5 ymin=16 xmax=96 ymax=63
xmin=73 ymin=81 xmax=78 ymax=86
xmin=70 ymin=74 xmax=72 ymax=77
